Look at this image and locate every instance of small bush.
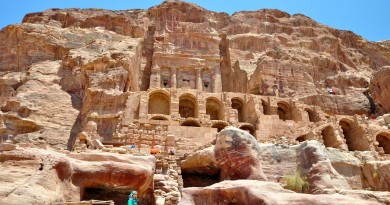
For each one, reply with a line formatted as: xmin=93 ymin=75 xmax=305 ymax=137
xmin=282 ymin=171 xmax=309 ymax=193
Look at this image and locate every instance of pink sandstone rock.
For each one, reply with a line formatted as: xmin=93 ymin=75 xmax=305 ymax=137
xmin=179 ymin=180 xmax=381 ymax=205
xmin=0 ymin=148 xmax=155 ymax=205
xmin=370 ymin=66 xmax=390 ymax=115
xmin=214 ymin=127 xmax=267 ymax=181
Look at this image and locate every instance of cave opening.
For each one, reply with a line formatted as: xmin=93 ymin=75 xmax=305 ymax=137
xmin=239 ymin=125 xmax=255 ymax=136
xmin=212 ymin=123 xmax=227 ymax=132
xmin=376 ymin=132 xmax=390 ymax=154
xmin=182 ymin=170 xmax=221 ymax=188
xmin=277 ymin=102 xmax=292 ymax=121
xmin=206 ymin=98 xmax=224 ymax=121
xmin=179 ymin=94 xmax=197 ymax=118
xmin=305 ymin=108 xmax=320 ymax=122
xmin=261 ymin=99 xmax=270 ymax=115
xmin=296 ymin=134 xmax=308 ymax=142
xmin=181 ymin=120 xmax=201 ymax=127
xmin=339 ymin=119 xmax=370 ymax=151
xmin=231 ymin=98 xmax=245 ymax=122
xmin=82 ymin=187 xmax=131 ymax=205
xmin=321 ymin=126 xmax=341 ymax=148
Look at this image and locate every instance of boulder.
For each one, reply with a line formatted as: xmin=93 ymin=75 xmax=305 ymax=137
xmin=91 ymin=139 xmax=104 ymax=149
xmin=214 ymin=127 xmax=267 ymax=180
xmin=362 ymin=160 xmax=390 ymax=191
xmin=297 ymin=140 xmax=351 ymax=193
xmin=181 ymin=146 xmax=219 ymax=175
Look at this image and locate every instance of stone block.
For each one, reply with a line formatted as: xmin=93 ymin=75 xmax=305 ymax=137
xmin=92 ymin=139 xmax=104 ymax=149
xmin=154 ymin=135 xmax=162 ymax=141
xmin=138 ymin=119 xmax=150 ymax=124
xmin=155 ymin=197 xmax=165 ymax=205
xmin=159 ymin=120 xmax=170 ymax=126
xmin=121 ymin=127 xmax=129 ymax=133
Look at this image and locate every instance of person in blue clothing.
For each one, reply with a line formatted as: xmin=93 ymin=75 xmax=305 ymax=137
xmin=128 ymin=191 xmax=138 ymax=205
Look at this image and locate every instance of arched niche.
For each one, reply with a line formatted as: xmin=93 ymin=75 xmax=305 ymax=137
xmin=321 ymin=126 xmax=341 ymax=148
xmin=277 ymin=101 xmax=293 ymax=121
xmin=376 ymin=132 xmax=390 ymax=154
xmin=181 ymin=119 xmax=201 ymax=127
xmin=211 ymin=122 xmax=229 ymax=132
xmin=179 ymin=93 xmax=197 ymax=118
xmin=305 ymin=108 xmax=321 ymax=122
xmin=148 ymin=91 xmax=170 ymax=115
xmin=296 ymin=134 xmax=309 ymax=142
xmin=231 ymin=97 xmax=245 ymax=122
xmin=239 ymin=124 xmax=255 ymax=136
xmin=151 ymin=115 xmax=169 ymax=121
xmin=206 ymin=98 xmax=224 ymax=121
xmin=261 ymin=99 xmax=270 ymax=115
xmin=339 ymin=118 xmax=370 ymax=151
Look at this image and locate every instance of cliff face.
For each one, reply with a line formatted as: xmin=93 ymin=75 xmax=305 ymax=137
xmin=0 ymin=1 xmax=390 ymax=147
xmin=20 ymin=2 xmax=390 ymax=113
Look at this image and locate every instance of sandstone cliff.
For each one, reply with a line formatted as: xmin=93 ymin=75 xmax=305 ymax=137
xmin=1 ymin=1 xmax=389 ymax=148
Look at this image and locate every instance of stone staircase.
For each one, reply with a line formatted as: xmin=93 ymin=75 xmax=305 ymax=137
xmin=153 ymin=154 xmax=183 ymax=205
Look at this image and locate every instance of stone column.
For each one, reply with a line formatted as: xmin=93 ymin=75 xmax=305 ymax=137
xmin=196 ymin=67 xmax=202 ymax=91
xmin=213 ymin=66 xmax=223 ymax=92
xmin=170 ymin=67 xmax=177 ymax=89
xmin=150 ymin=66 xmax=161 ymax=89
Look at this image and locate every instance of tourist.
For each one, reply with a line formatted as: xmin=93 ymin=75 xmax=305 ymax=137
xmin=327 ymin=87 xmax=335 ymax=95
xmin=150 ymin=148 xmax=160 ymax=155
xmin=169 ymin=148 xmax=176 ymax=155
xmin=128 ymin=191 xmax=138 ymax=205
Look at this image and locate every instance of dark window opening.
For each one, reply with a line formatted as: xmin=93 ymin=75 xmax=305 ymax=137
xmin=377 ymin=133 xmax=390 ymax=154
xmin=82 ymin=187 xmax=132 ymax=205
xmin=181 ymin=120 xmax=201 ymax=127
xmin=182 ymin=170 xmax=220 ymax=188
xmin=296 ymin=135 xmax=308 ymax=142
xmin=163 ymin=80 xmax=168 ymax=87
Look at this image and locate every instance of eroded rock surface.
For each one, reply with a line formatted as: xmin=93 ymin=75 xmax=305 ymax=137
xmin=15 ymin=1 xmax=390 ymax=115
xmin=370 ymin=66 xmax=390 ymax=115
xmin=179 ymin=180 xmax=381 ymax=205
xmin=297 ymin=140 xmax=351 ymax=193
xmin=214 ymin=127 xmax=267 ymax=180
xmin=0 ymin=148 xmax=155 ymax=205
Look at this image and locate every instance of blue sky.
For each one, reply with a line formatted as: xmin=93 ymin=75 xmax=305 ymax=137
xmin=0 ymin=0 xmax=389 ymax=42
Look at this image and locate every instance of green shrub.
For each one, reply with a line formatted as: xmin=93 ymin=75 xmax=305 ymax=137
xmin=282 ymin=171 xmax=309 ymax=193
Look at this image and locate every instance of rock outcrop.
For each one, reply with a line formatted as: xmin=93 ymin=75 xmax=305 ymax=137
xmin=179 ymin=180 xmax=381 ymax=205
xmin=370 ymin=66 xmax=390 ymax=115
xmin=0 ymin=22 xmax=142 ymax=149
xmin=297 ymin=140 xmax=351 ymax=193
xmin=0 ymin=148 xmax=155 ymax=205
xmin=214 ymin=127 xmax=267 ymax=180
xmin=16 ymin=1 xmax=390 ymax=115
xmin=362 ymin=160 xmax=390 ymax=191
